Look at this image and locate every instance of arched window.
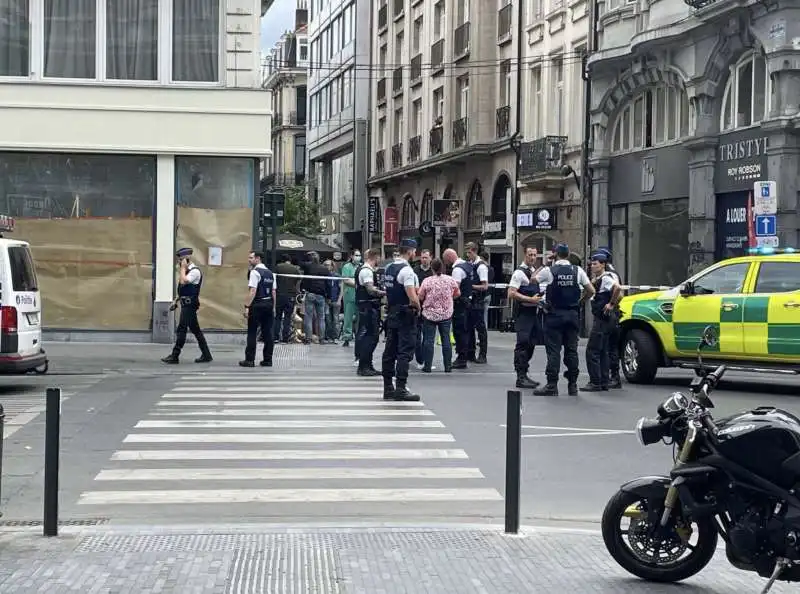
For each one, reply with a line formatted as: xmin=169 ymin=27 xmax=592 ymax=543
xmin=611 ymin=83 xmax=689 ymax=154
xmin=466 ymin=181 xmax=484 ymax=230
xmin=420 ymin=190 xmax=433 ymax=223
xmin=400 ymin=195 xmax=416 ymax=230
xmin=721 ymin=51 xmax=770 ymax=131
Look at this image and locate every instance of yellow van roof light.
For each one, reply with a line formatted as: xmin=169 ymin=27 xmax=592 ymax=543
xmin=0 ymin=215 xmax=15 ymax=233
xmin=747 ymin=246 xmax=797 ymax=255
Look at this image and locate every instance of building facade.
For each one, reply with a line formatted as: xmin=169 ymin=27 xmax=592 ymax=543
xmin=366 ymin=0 xmax=521 ymax=276
xmin=263 ymin=22 xmax=309 ymax=186
xmin=0 ymin=0 xmax=271 ymax=340
xmin=307 ymin=0 xmax=370 ymax=250
xmin=588 ymin=0 xmax=800 ymax=286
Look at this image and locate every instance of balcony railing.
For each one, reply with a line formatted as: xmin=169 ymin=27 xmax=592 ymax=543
xmin=431 ymin=39 xmax=444 ymax=73
xmin=452 ymin=117 xmax=468 ymax=148
xmin=377 ymin=78 xmax=387 ymax=103
xmin=519 ymin=136 xmax=568 ymax=179
xmin=410 ymin=54 xmax=422 ymax=85
xmin=376 ymin=149 xmax=386 ymax=174
xmin=497 ymin=3 xmax=512 ymax=40
xmin=408 ymin=135 xmax=421 ymax=162
xmin=378 ymin=4 xmax=388 ymax=29
xmin=393 ymin=0 xmax=403 ymax=18
xmin=454 ymin=22 xmax=470 ymax=56
xmin=261 ymin=172 xmax=307 ymax=188
xmin=495 ymin=106 xmax=510 ymax=138
xmin=392 ymin=66 xmax=403 ymax=94
xmin=429 ymin=125 xmax=443 ymax=156
xmin=391 ymin=142 xmax=403 ymax=168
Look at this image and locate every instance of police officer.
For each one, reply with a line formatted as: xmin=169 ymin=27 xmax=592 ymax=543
xmin=465 ymin=242 xmax=489 ymax=364
xmin=533 ymin=244 xmax=594 ymax=396
xmin=240 ymin=251 xmax=276 ymax=367
xmin=507 ymin=246 xmax=542 ymax=389
xmin=162 ymin=248 xmax=213 ymax=364
xmin=581 ymin=251 xmax=622 ymax=391
xmin=442 ymin=248 xmax=473 ymax=369
xmin=354 ymin=248 xmax=385 ymax=377
xmin=596 ymin=247 xmax=623 ymax=388
xmin=382 ymin=238 xmax=421 ymax=401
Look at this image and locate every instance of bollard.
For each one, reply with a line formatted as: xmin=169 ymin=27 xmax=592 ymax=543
xmin=0 ymin=403 xmax=4 ymax=517
xmin=43 ymin=388 xmax=61 ymax=537
xmin=504 ymin=390 xmax=522 ymax=534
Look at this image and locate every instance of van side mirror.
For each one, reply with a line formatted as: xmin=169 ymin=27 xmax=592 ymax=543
xmin=680 ymin=281 xmax=695 ymax=297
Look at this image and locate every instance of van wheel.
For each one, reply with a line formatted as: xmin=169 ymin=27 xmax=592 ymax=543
xmin=622 ymin=330 xmax=659 ymax=384
xmin=34 ymin=361 xmax=48 ymax=375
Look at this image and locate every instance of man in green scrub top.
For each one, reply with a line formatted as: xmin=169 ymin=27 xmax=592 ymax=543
xmin=340 ymin=249 xmax=361 ymax=348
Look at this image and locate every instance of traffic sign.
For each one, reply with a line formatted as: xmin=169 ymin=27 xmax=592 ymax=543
xmin=753 ymin=181 xmax=777 ymax=215
xmin=756 ymin=235 xmax=779 ymax=248
xmin=755 ymin=215 xmax=777 ymax=237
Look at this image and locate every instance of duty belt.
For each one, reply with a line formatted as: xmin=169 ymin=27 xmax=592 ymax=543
xmin=179 ymin=296 xmax=197 ymax=305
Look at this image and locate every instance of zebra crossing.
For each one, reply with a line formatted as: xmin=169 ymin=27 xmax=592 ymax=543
xmin=77 ymin=371 xmax=502 ymax=521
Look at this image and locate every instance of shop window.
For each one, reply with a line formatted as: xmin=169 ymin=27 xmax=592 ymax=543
xmin=721 ymin=51 xmax=770 ymax=131
xmin=610 ymin=83 xmax=689 ymax=154
xmin=627 ymin=198 xmax=689 ymax=287
xmin=2 ymin=152 xmax=155 ymax=330
xmin=753 ymin=262 xmax=800 ymax=293
xmin=400 ymin=195 xmax=416 ymax=230
xmin=466 ymin=180 xmax=483 ymax=230
xmin=176 ymin=156 xmax=255 ymax=330
xmin=691 ymin=262 xmax=750 ymax=295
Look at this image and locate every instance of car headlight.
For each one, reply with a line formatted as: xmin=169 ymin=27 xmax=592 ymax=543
xmin=635 ymin=417 xmax=670 ymax=446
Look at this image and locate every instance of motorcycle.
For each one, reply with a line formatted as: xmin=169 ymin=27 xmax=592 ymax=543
xmin=601 ymin=325 xmax=800 ymax=594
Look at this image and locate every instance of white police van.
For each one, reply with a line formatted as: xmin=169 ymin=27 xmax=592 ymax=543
xmin=0 ymin=215 xmax=47 ymax=374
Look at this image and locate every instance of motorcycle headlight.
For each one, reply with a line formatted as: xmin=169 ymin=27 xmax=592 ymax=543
xmin=635 ymin=417 xmax=670 ymax=446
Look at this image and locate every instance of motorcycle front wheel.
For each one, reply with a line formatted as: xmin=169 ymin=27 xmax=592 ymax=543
xmin=601 ymin=489 xmax=718 ymax=583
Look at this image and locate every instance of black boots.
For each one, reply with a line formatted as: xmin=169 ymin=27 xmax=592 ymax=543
xmin=515 ymin=374 xmax=539 ymax=389
xmin=383 ymin=380 xmax=420 ymax=401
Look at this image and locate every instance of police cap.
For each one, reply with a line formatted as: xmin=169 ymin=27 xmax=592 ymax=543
xmin=400 ymin=238 xmax=417 ymax=249
xmin=176 ymin=247 xmax=193 ymax=258
xmin=590 ymin=251 xmax=609 ymax=263
xmin=596 ymin=247 xmax=613 ymax=262
xmin=554 ymin=243 xmax=570 ymax=258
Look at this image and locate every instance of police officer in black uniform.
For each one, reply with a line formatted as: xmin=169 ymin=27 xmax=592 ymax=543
xmin=533 ymin=244 xmax=594 ymax=396
xmin=581 ymin=250 xmax=622 ymax=391
xmin=354 ymin=248 xmax=385 ymax=377
xmin=443 ymin=248 xmax=473 ymax=369
xmin=382 ymin=238 xmax=421 ymax=401
xmin=162 ymin=247 xmax=213 ymax=364
xmin=507 ymin=246 xmax=543 ymax=389
xmin=596 ymin=247 xmax=622 ymax=388
xmin=240 ymin=251 xmax=276 ymax=367
xmin=465 ymin=242 xmax=489 ymax=364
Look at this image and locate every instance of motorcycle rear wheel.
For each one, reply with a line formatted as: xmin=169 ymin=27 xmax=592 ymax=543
xmin=602 ymin=489 xmax=718 ymax=583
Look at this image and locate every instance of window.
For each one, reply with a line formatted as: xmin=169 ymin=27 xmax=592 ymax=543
xmin=457 ymin=74 xmax=469 ymax=119
xmin=393 ymin=107 xmax=404 ymax=144
xmin=395 ymin=30 xmax=404 ymax=64
xmin=551 ymin=55 xmax=563 ymax=134
xmin=412 ymin=16 xmax=423 ymax=54
xmin=8 ymin=246 xmax=39 ymax=292
xmin=300 ymin=43 xmax=308 ymax=61
xmin=0 ymin=0 xmax=30 ymax=77
xmin=331 ymin=75 xmax=340 ymax=115
xmin=529 ymin=0 xmax=542 ymax=21
xmin=754 ymin=262 xmax=800 ymax=293
xmin=412 ymin=98 xmax=422 ymax=136
xmin=692 ymin=262 xmax=751 ymax=295
xmin=342 ymin=68 xmax=352 ymax=109
xmin=343 ymin=4 xmax=352 ymax=46
xmin=434 ymin=1 xmax=445 ymax=38
xmin=379 ymin=43 xmax=387 ymax=68
xmin=433 ymin=86 xmax=444 ymax=121
xmin=378 ymin=117 xmax=386 ymax=148
xmin=721 ymin=51 xmax=770 ymax=131
xmin=499 ymin=59 xmax=511 ymax=106
xmin=457 ymin=0 xmax=469 ymax=24
xmin=172 ymin=0 xmax=220 ymax=82
xmin=44 ymin=0 xmax=97 ymax=78
xmin=611 ymin=84 xmax=689 ymax=153
xmin=529 ymin=67 xmax=542 ymax=138
xmin=293 ymin=135 xmax=306 ymax=177
xmin=332 ymin=15 xmax=340 ymax=53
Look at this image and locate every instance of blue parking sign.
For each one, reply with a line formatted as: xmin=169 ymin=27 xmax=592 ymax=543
xmin=761 ymin=185 xmax=770 ymax=197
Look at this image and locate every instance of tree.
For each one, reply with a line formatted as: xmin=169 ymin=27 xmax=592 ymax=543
xmin=280 ymin=186 xmax=321 ymax=236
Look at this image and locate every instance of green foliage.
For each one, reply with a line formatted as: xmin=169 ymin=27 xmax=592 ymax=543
xmin=280 ymin=186 xmax=321 ymax=236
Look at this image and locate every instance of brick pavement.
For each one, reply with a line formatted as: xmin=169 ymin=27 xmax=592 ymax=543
xmin=0 ymin=524 xmax=792 ymax=593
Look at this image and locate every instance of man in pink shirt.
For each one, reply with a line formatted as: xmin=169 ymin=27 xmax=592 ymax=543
xmin=417 ymin=258 xmax=461 ymax=373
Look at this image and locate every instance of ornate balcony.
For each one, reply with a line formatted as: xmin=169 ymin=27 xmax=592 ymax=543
xmin=497 ymin=3 xmax=512 ymax=40
xmin=392 ymin=67 xmax=403 ymax=95
xmin=376 ymin=149 xmax=386 ymax=174
xmin=431 ymin=39 xmax=444 ymax=74
xmin=495 ymin=106 xmax=510 ymax=138
xmin=429 ymin=125 xmax=443 ymax=156
xmin=377 ymin=78 xmax=387 ymax=104
xmin=410 ymin=54 xmax=422 ymax=86
xmin=452 ymin=117 xmax=468 ymax=148
xmin=391 ymin=142 xmax=403 ymax=168
xmin=408 ymin=135 xmax=421 ymax=162
xmin=519 ymin=135 xmax=568 ymax=189
xmin=454 ymin=22 xmax=470 ymax=57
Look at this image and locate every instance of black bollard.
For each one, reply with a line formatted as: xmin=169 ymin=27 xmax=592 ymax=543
xmin=505 ymin=390 xmax=522 ymax=534
xmin=43 ymin=388 xmax=61 ymax=537
xmin=0 ymin=403 xmax=4 ymax=517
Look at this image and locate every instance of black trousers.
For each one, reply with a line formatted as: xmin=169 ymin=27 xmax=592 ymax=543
xmin=513 ymin=308 xmax=541 ymax=375
xmin=467 ymin=303 xmax=488 ymax=360
xmin=274 ymin=294 xmax=294 ymax=342
xmin=245 ymin=303 xmax=275 ymax=363
xmin=586 ymin=312 xmax=615 ymax=386
xmin=355 ymin=305 xmax=380 ymax=370
xmin=452 ymin=304 xmax=469 ymax=361
xmin=382 ymin=307 xmax=417 ymax=385
xmin=608 ymin=316 xmax=621 ymax=375
xmin=172 ymin=302 xmax=211 ymax=358
xmin=543 ymin=309 xmax=580 ymax=384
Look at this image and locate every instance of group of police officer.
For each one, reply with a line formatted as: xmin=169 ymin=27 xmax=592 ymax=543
xmin=507 ymin=243 xmax=623 ymax=396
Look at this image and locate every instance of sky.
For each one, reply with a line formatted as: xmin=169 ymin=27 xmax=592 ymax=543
xmin=261 ymin=0 xmax=296 ymax=53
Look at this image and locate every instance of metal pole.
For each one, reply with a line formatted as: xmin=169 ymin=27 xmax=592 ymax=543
xmin=0 ymin=403 xmax=4 ymax=517
xmin=270 ymin=194 xmax=278 ymax=270
xmin=43 ymin=387 xmax=60 ymax=537
xmin=504 ymin=389 xmax=522 ymax=534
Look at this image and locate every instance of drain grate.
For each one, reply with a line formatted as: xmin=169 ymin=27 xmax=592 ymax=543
xmin=0 ymin=518 xmax=109 ymax=527
xmin=227 ymin=546 xmax=343 ymax=594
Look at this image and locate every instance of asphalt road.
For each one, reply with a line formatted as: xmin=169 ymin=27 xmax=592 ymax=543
xmin=0 ymin=335 xmax=798 ymax=530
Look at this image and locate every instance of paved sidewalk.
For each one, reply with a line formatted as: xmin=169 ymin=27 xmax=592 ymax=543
xmin=0 ymin=524 xmax=789 ymax=593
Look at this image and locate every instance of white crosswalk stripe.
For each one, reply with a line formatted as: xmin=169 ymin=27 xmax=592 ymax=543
xmin=77 ymin=371 xmax=502 ymax=516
